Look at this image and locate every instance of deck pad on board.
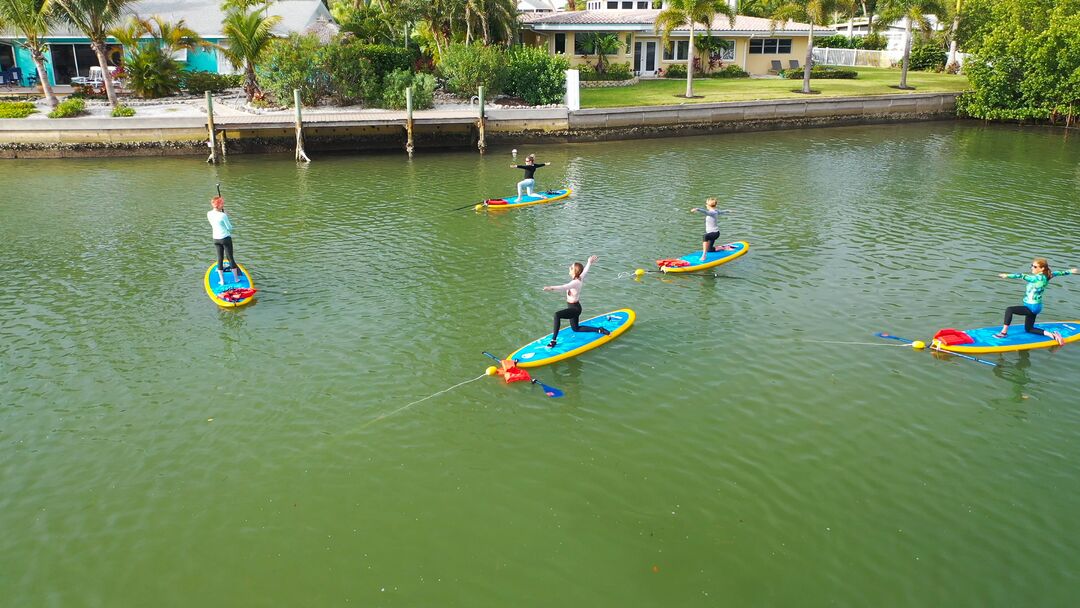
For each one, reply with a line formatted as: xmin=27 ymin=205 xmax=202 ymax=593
xmin=204 ymin=261 xmax=255 ymax=308
xmin=934 ymin=321 xmax=1080 ymax=354
xmin=508 ymin=309 xmax=635 ymax=368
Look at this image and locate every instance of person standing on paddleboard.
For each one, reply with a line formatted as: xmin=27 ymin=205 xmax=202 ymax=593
xmin=208 ymin=195 xmax=241 ymax=285
xmin=995 ymin=258 xmax=1078 ymax=345
xmin=512 ymin=154 xmax=550 ymax=199
xmin=690 ymin=198 xmax=733 ymax=262
xmin=542 ymin=255 xmax=610 ymax=348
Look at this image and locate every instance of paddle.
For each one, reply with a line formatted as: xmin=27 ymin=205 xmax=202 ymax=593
xmin=874 ymin=332 xmax=997 ymax=367
xmin=216 ymin=182 xmax=222 ymax=197
xmin=481 ymin=351 xmax=564 ymax=398
xmin=448 ymin=200 xmax=484 ymax=212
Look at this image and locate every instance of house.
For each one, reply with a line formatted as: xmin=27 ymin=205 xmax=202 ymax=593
xmin=830 ymin=15 xmax=943 ymax=56
xmin=0 ymin=0 xmax=331 ymax=87
xmin=520 ymin=2 xmax=833 ymax=77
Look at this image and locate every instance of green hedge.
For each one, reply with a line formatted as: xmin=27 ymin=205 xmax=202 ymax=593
xmin=782 ymin=65 xmax=858 ymax=79
xmin=663 ymin=64 xmax=688 ymax=78
xmin=381 ymin=69 xmax=436 ymax=110
xmin=814 ymin=33 xmax=888 ymax=50
xmin=579 ymin=61 xmax=633 ymax=81
xmin=320 ymin=42 xmax=380 ymax=104
xmin=180 ymin=71 xmax=241 ymax=94
xmin=908 ymin=44 xmax=947 ymax=72
xmin=48 ymin=97 xmax=86 ymax=118
xmin=709 ymin=64 xmax=749 ymax=78
xmin=440 ymin=43 xmax=507 ymax=97
xmin=0 ymin=101 xmax=37 ymax=118
xmin=505 ymin=46 xmax=568 ymax=105
xmin=111 ymin=104 xmax=136 ymax=117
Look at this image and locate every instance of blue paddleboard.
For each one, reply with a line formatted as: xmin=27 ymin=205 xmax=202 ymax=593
xmin=659 ymin=241 xmax=750 ymax=273
xmin=934 ymin=321 xmax=1080 ymax=354
xmin=484 ymin=188 xmax=572 ymax=210
xmin=508 ymin=309 xmax=635 ymax=368
xmin=204 ymin=261 xmax=255 ymax=308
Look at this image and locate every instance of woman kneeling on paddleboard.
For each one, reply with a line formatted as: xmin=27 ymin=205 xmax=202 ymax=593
xmin=511 ymin=154 xmax=550 ymax=199
xmin=690 ymin=198 xmax=733 ymax=262
xmin=542 ymin=255 xmax=610 ymax=348
xmin=995 ymin=258 xmax=1078 ymax=345
xmin=208 ymin=195 xmax=241 ymax=285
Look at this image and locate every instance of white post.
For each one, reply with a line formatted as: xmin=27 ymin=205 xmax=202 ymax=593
xmin=565 ymin=68 xmax=580 ymax=112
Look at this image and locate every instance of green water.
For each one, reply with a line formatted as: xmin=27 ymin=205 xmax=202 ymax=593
xmin=3 ymin=123 xmax=1080 ymax=606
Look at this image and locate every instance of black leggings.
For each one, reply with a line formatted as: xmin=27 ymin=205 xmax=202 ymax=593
xmin=214 ymin=237 xmax=237 ymax=273
xmin=553 ymin=302 xmax=603 ymax=341
xmin=1003 ymin=305 xmax=1044 ymax=335
xmin=703 ymin=231 xmax=720 ymax=251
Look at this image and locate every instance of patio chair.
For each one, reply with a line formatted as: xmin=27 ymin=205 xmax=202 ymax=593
xmin=770 ymin=60 xmax=783 ymax=74
xmin=789 ymin=59 xmax=801 ymax=70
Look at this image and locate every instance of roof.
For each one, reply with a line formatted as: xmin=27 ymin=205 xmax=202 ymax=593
xmin=7 ymin=0 xmax=332 ymax=39
xmin=521 ymin=9 xmax=831 ymax=35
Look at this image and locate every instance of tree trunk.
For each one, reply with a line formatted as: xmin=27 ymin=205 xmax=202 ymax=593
xmin=31 ymin=49 xmax=58 ymax=108
xmin=480 ymin=10 xmax=490 ymax=45
xmin=91 ymin=41 xmax=119 ymax=107
xmin=803 ymin=22 xmax=814 ymax=94
xmin=685 ymin=22 xmax=694 ymax=98
xmin=245 ymin=62 xmax=259 ymax=101
xmin=947 ymin=14 xmax=960 ymax=67
xmin=899 ymin=14 xmax=912 ymax=89
xmin=465 ymin=6 xmax=472 ymax=45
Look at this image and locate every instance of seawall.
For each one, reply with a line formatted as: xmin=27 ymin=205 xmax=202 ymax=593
xmin=0 ymin=93 xmax=960 ymax=159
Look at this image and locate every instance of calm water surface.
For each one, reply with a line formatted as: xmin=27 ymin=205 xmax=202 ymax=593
xmin=3 ymin=123 xmax=1080 ymax=606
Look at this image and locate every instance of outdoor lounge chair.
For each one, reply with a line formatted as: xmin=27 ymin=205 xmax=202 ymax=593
xmin=789 ymin=60 xmax=801 ymax=70
xmin=770 ymin=60 xmax=783 ymax=74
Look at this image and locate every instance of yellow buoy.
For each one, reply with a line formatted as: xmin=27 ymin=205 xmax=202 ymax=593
xmin=634 ymin=268 xmax=645 ymax=277
xmin=485 ymin=366 xmax=498 ymax=376
xmin=474 ymin=204 xmax=484 ymax=212
xmin=912 ymin=340 xmax=926 ymax=350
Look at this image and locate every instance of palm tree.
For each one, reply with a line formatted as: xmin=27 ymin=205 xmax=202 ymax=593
xmin=655 ymin=0 xmax=736 ymax=98
xmin=945 ymin=0 xmax=961 ymax=69
xmin=0 ymin=0 xmax=58 ymax=107
xmin=878 ymin=0 xmax=945 ymax=89
xmin=768 ymin=0 xmax=836 ymax=95
xmin=53 ymin=0 xmax=138 ymax=107
xmin=220 ymin=6 xmax=282 ymax=101
xmin=577 ymin=32 xmax=624 ymax=75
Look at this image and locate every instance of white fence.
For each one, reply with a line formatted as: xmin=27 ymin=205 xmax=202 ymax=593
xmin=812 ymin=47 xmax=971 ymax=68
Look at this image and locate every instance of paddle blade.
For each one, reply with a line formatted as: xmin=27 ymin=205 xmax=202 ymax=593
xmin=533 ymin=380 xmax=563 ymax=398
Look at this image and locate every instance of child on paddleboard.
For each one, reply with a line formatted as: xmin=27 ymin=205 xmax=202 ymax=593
xmin=690 ymin=198 xmax=733 ymax=261
xmin=542 ymin=254 xmax=609 ymax=348
xmin=995 ymin=258 xmax=1077 ymax=345
xmin=511 ymin=154 xmax=550 ymax=199
xmin=207 ymin=195 xmax=241 ymax=285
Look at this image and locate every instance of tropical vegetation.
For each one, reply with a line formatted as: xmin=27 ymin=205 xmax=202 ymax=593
xmin=0 ymin=0 xmax=60 ymax=106
xmin=110 ymin=16 xmax=206 ymax=98
xmin=655 ymin=0 xmax=736 ymax=98
xmin=766 ymin=0 xmax=837 ymax=94
xmin=52 ymin=0 xmax=135 ymax=107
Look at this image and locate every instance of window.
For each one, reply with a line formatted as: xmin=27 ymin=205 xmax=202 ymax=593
xmin=574 ymin=33 xmax=592 ymax=55
xmin=555 ymin=33 xmax=566 ymax=54
xmin=709 ymin=39 xmax=736 ymax=61
xmin=663 ymin=40 xmax=690 ymax=61
xmin=637 ymin=0 xmax=650 ymax=6
xmin=749 ymin=38 xmax=793 ymax=54
xmin=625 ymin=34 xmax=632 ymax=50
xmin=621 ymin=0 xmax=633 ymax=7
xmin=606 ymin=1 xmax=618 ymax=7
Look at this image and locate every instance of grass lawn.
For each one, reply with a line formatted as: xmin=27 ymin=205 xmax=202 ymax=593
xmin=580 ymin=67 xmax=970 ymax=108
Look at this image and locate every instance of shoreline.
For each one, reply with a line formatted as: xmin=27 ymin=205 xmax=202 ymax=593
xmin=0 ymin=93 xmax=963 ymax=159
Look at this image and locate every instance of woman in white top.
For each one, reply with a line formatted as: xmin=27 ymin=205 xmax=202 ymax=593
xmin=542 ymin=254 xmax=609 ymax=348
xmin=207 ymin=196 xmax=241 ymax=284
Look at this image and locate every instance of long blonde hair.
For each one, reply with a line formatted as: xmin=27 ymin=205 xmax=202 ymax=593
xmin=1033 ymin=258 xmax=1052 ymax=280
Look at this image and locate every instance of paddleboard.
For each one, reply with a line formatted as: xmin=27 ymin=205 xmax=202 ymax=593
xmin=204 ymin=260 xmax=255 ymax=308
xmin=508 ymin=309 xmax=635 ymax=368
xmin=483 ymin=188 xmax=572 ymax=210
xmin=933 ymin=321 xmax=1080 ymax=354
xmin=659 ymin=241 xmax=750 ymax=273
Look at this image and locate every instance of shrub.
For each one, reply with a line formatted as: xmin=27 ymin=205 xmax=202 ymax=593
xmin=908 ymin=44 xmax=947 ymax=72
xmin=782 ymin=65 xmax=858 ymax=79
xmin=439 ymin=43 xmax=507 ymax=97
xmin=0 ymin=101 xmax=37 ymax=118
xmin=605 ymin=62 xmax=632 ymax=80
xmin=180 ymin=70 xmax=241 ymax=94
xmin=504 ymin=46 xmax=569 ymax=105
xmin=813 ymin=33 xmax=888 ymax=50
xmin=859 ymin=33 xmax=888 ymax=51
xmin=354 ymin=43 xmax=417 ymax=80
xmin=318 ymin=41 xmax=380 ymax=104
xmin=663 ymin=63 xmax=688 ymax=79
xmin=380 ymin=69 xmax=436 ymax=110
xmin=111 ymin=104 xmax=136 ymax=117
xmin=710 ymin=64 xmax=749 ymax=78
xmin=125 ymin=46 xmax=182 ymax=98
xmin=48 ymin=97 xmax=86 ymax=118
xmin=260 ymin=33 xmax=329 ymax=106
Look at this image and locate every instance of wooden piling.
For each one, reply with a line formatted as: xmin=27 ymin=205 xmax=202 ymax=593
xmin=294 ymin=89 xmax=311 ymax=163
xmin=477 ymin=85 xmax=486 ymax=155
xmin=205 ymin=91 xmax=218 ymax=164
xmin=405 ymin=86 xmax=414 ymax=157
